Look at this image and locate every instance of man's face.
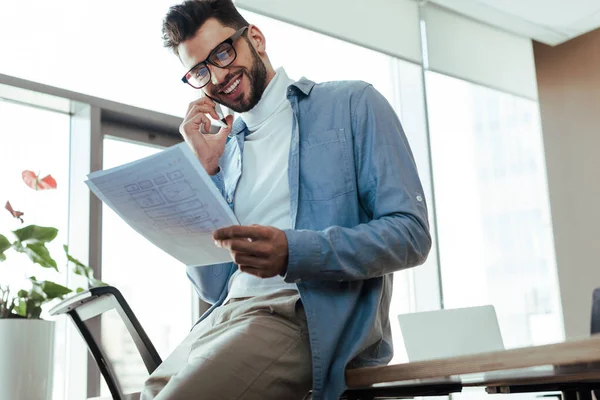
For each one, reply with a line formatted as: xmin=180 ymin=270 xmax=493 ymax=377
xmin=178 ymin=18 xmax=267 ymax=113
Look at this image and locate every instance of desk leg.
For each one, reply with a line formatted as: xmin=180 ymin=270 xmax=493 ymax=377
xmin=563 ymin=391 xmax=578 ymax=400
xmin=562 ymin=391 xmax=593 ymax=400
xmin=577 ymin=391 xmax=593 ymax=400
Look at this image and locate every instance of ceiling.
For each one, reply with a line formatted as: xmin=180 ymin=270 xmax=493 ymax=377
xmin=428 ymin=0 xmax=600 ymax=45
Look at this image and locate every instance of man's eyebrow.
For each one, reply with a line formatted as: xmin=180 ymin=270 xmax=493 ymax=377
xmin=192 ymin=39 xmax=224 ymax=68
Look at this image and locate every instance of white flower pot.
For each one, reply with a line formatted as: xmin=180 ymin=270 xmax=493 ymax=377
xmin=0 ymin=319 xmax=55 ymax=400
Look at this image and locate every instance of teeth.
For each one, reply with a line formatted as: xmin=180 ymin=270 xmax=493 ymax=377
xmin=223 ymin=78 xmax=241 ymax=94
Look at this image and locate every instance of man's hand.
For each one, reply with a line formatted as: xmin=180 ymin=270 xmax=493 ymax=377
xmin=179 ymin=97 xmax=234 ymax=175
xmin=213 ymin=225 xmax=289 ymax=278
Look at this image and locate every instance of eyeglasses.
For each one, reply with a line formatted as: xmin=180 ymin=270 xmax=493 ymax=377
xmin=181 ymin=26 xmax=249 ymax=89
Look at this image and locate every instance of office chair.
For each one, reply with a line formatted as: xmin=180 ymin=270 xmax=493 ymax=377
xmin=50 ymin=286 xmax=461 ymax=400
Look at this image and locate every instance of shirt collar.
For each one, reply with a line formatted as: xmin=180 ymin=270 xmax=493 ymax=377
xmin=289 ymin=77 xmax=316 ymax=96
xmin=230 ymin=74 xmax=316 ymax=137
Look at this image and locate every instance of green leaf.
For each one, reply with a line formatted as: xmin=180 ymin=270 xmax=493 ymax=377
xmin=17 ymin=290 xmax=28 ymax=297
xmin=29 ymin=305 xmax=42 ymax=319
xmin=64 ymin=245 xmax=91 ymax=277
xmin=0 ymin=234 xmax=10 ymax=254
xmin=15 ymin=300 xmax=26 ymax=317
xmin=76 ymin=287 xmax=85 ymax=293
xmin=72 ymin=262 xmax=90 ymax=277
xmin=19 ymin=243 xmax=58 ymax=271
xmin=40 ymin=281 xmax=72 ymax=299
xmin=63 ymin=245 xmax=108 ymax=288
xmin=13 ymin=225 xmax=58 ymax=244
xmin=28 ymin=288 xmax=45 ymax=302
xmin=88 ymin=277 xmax=108 ymax=288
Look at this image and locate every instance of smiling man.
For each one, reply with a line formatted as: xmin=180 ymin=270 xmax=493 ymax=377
xmin=143 ymin=0 xmax=432 ymax=399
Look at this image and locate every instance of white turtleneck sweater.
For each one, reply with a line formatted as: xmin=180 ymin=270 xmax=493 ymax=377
xmin=226 ymin=67 xmax=297 ymax=299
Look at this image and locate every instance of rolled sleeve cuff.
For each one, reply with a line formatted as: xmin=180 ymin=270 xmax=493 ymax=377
xmin=283 ymin=229 xmax=322 ymax=283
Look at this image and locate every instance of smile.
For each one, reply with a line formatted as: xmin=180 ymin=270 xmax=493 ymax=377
xmin=222 ymin=77 xmax=241 ymax=94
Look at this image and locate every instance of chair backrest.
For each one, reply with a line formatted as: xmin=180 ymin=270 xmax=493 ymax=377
xmin=592 ymin=288 xmax=600 ymax=335
xmin=50 ymin=286 xmax=162 ymax=400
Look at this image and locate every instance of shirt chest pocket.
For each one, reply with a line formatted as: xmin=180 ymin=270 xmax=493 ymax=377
xmin=299 ymin=128 xmax=354 ymax=201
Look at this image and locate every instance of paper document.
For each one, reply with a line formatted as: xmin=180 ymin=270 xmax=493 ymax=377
xmin=86 ymin=143 xmax=238 ymax=266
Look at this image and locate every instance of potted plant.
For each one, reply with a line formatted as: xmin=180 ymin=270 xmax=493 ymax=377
xmin=0 ymin=171 xmax=103 ymax=400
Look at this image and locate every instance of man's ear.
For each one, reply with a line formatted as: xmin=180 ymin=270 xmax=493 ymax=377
xmin=246 ymin=24 xmax=267 ymax=55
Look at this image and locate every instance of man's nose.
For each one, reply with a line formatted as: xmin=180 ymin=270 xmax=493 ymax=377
xmin=209 ymin=65 xmax=229 ymax=86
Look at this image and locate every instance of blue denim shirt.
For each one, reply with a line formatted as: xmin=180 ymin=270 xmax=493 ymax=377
xmin=186 ymin=78 xmax=431 ymax=399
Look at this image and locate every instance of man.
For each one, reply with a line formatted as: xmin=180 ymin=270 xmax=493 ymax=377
xmin=144 ymin=0 xmax=431 ymax=398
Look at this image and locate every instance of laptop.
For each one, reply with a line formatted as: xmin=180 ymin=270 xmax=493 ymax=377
xmin=397 ymin=305 xmax=505 ymax=362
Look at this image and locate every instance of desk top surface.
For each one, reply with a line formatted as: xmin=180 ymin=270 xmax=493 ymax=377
xmin=346 ymin=335 xmax=600 ymax=388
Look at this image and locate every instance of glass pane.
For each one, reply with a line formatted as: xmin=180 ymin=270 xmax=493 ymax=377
xmin=426 ymin=71 xmax=563 ymax=349
xmin=0 ymin=0 xmax=196 ymax=117
xmin=241 ymin=10 xmax=399 ymax=105
xmin=0 ymin=99 xmax=71 ymax=400
xmin=100 ymin=137 xmax=194 ymax=396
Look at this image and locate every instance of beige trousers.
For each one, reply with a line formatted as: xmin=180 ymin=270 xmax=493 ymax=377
xmin=141 ymin=290 xmax=312 ymax=400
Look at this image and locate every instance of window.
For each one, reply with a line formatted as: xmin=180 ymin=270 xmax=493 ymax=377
xmin=426 ymin=71 xmax=563 ymax=348
xmin=0 ymin=0 xmax=195 ymax=117
xmin=0 ymin=98 xmax=73 ymax=400
xmin=99 ymin=137 xmax=195 ymax=396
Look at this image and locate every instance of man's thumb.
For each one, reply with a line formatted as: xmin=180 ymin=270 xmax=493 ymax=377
xmin=217 ymin=115 xmax=234 ymax=137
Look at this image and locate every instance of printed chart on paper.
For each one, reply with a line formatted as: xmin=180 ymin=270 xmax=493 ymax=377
xmin=86 ymin=143 xmax=238 ymax=266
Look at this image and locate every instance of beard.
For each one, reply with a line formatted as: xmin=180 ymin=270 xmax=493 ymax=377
xmin=208 ymin=43 xmax=268 ymax=113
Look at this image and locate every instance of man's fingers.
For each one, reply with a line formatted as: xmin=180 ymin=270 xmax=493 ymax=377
xmin=217 ymin=115 xmax=234 ymax=135
xmin=185 ymin=99 xmax=221 ymax=122
xmin=182 ymin=113 xmax=212 ymax=137
xmin=232 ymin=253 xmax=265 ymax=268
xmin=213 ymin=225 xmax=266 ymax=241
xmin=186 ymin=97 xmax=216 ymax=116
xmin=239 ymin=265 xmax=273 ymax=279
xmin=220 ymin=238 xmax=269 ymax=256
xmin=185 ymin=103 xmax=221 ymax=123
xmin=183 ymin=111 xmax=210 ymax=130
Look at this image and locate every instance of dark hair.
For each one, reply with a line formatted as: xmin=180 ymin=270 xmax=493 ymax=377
xmin=162 ymin=0 xmax=249 ymax=55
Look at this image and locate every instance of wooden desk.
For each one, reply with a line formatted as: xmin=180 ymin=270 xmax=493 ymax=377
xmin=345 ymin=335 xmax=600 ymax=399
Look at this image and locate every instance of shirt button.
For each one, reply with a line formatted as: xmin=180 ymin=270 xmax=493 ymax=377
xmin=294 ymin=278 xmax=302 ymax=283
xmin=227 ymin=196 xmax=233 ymax=204
xmin=416 ymin=195 xmax=423 ymax=202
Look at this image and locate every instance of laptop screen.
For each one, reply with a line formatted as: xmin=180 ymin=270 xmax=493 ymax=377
xmin=397 ymin=305 xmax=505 ymax=362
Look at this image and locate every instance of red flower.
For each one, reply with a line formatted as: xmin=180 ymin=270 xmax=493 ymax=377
xmin=5 ymin=201 xmax=24 ymax=223
xmin=22 ymin=171 xmax=57 ymax=191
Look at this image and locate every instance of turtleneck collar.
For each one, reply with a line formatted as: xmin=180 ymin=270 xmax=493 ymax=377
xmin=240 ymin=67 xmax=294 ymax=132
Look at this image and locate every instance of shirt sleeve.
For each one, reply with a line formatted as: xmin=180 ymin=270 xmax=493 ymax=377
xmin=186 ymin=263 xmax=234 ymax=304
xmin=283 ymin=84 xmax=431 ymax=282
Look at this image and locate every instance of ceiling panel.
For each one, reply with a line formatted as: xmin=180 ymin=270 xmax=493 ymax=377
xmin=429 ymin=0 xmax=600 ymax=45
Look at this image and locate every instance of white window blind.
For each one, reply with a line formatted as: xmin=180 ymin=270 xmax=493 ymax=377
xmin=423 ymin=4 xmax=538 ymax=100
xmin=235 ymin=0 xmax=423 ymax=64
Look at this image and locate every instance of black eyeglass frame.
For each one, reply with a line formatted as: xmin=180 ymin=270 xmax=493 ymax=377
xmin=181 ymin=26 xmax=249 ymax=89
